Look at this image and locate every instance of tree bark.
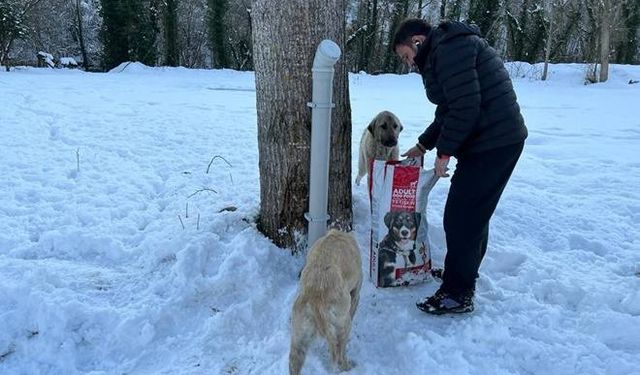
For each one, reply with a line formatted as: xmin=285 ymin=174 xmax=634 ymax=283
xmin=355 ymin=0 xmax=368 ymax=71
xmin=75 ymin=0 xmax=90 ymax=69
xmin=252 ymin=0 xmax=352 ymax=249
xmin=599 ymin=1 xmax=612 ymax=82
xmin=364 ymin=0 xmax=378 ymax=72
xmin=542 ymin=0 xmax=556 ymax=81
xmin=208 ymin=0 xmax=229 ymax=68
xmin=2 ymin=39 xmax=12 ymax=71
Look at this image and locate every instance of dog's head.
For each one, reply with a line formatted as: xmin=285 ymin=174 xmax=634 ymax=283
xmin=367 ymin=111 xmax=403 ymax=148
xmin=383 ymin=211 xmax=420 ymax=243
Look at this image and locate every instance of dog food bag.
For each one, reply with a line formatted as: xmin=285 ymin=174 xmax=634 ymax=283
xmin=369 ymin=159 xmax=439 ymax=287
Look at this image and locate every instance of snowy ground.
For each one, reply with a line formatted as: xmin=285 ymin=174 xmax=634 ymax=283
xmin=1 ymin=62 xmax=639 ymax=375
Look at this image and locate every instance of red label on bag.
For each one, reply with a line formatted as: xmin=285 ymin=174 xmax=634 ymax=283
xmin=395 ymin=260 xmax=431 ymax=279
xmin=390 ymin=166 xmax=420 ymax=211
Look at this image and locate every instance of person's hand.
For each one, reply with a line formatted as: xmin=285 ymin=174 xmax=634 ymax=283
xmin=434 ymin=154 xmax=450 ymax=177
xmin=401 ymin=144 xmax=426 ymax=158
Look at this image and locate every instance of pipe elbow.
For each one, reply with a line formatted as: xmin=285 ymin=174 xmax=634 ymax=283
xmin=312 ymin=40 xmax=341 ymax=70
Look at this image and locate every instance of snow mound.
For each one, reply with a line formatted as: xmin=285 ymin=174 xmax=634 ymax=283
xmin=109 ymin=61 xmax=152 ymax=73
xmin=59 ymin=57 xmax=78 ymax=67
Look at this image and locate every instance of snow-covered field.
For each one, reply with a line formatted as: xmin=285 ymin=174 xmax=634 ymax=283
xmin=1 ymin=62 xmax=639 ymax=375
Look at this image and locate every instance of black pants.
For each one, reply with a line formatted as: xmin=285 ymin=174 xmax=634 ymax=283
xmin=441 ymin=141 xmax=524 ymax=295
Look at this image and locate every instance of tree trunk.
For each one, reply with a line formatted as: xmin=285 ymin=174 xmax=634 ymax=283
xmin=327 ymin=1 xmax=353 ymax=235
xmin=208 ymin=0 xmax=229 ymax=68
xmin=542 ymin=32 xmax=552 ymax=81
xmin=542 ymin=1 xmax=555 ymax=81
xmin=1 ymin=43 xmax=7 ymax=70
xmin=599 ymin=3 xmax=611 ymax=82
xmin=363 ymin=0 xmax=378 ymax=72
xmin=75 ymin=0 xmax=90 ymax=69
xmin=2 ymin=38 xmax=14 ymax=71
xmin=164 ymin=0 xmax=179 ymax=66
xmin=252 ymin=0 xmax=352 ymax=249
xmin=2 ymin=47 xmax=10 ymax=71
xmin=355 ymin=0 xmax=369 ymax=71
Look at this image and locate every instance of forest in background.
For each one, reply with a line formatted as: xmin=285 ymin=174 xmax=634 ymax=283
xmin=1 ymin=0 xmax=639 ymax=81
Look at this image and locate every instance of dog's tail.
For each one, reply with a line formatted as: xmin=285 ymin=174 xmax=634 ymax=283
xmin=302 ymin=261 xmax=347 ymax=339
xmin=290 ymin=302 xmax=315 ymax=375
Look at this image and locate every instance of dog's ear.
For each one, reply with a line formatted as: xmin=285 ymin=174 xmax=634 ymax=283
xmin=399 ymin=123 xmax=404 ymax=132
xmin=414 ymin=212 xmax=421 ymax=227
xmin=367 ymin=117 xmax=377 ymax=135
xmin=384 ymin=211 xmax=394 ymax=228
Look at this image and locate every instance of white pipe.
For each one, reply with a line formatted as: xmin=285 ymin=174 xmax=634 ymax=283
xmin=305 ymin=40 xmax=341 ymax=248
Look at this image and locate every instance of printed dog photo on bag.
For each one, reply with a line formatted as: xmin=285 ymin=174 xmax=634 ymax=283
xmin=369 ymin=159 xmax=439 ymax=288
xmin=377 ymin=211 xmax=421 ymax=287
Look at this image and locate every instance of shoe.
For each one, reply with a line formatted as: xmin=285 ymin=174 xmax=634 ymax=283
xmin=430 ymin=267 xmax=443 ymax=281
xmin=416 ymin=288 xmax=474 ymax=315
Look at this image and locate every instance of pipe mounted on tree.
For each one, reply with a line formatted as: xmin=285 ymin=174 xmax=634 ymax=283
xmin=305 ymin=40 xmax=341 ymax=249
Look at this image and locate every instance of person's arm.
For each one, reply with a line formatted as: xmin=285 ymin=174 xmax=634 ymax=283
xmin=433 ymin=37 xmax=481 ymax=157
xmin=418 ymin=104 xmax=447 ymax=150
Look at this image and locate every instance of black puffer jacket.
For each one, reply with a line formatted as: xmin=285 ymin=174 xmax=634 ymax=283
xmin=415 ymin=21 xmax=527 ymax=157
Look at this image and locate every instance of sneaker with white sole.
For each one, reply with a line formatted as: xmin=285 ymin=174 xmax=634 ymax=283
xmin=416 ymin=288 xmax=474 ymax=315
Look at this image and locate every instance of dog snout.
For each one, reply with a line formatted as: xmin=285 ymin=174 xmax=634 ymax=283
xmin=400 ymin=229 xmax=409 ymax=237
xmin=382 ymin=138 xmax=398 ymax=147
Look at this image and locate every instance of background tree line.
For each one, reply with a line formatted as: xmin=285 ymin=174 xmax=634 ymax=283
xmin=1 ymin=0 xmax=638 ymax=78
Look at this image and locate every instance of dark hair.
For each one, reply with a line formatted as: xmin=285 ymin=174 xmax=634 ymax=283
xmin=392 ymin=18 xmax=432 ymax=49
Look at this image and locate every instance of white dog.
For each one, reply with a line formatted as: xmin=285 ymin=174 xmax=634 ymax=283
xmin=356 ymin=111 xmax=403 ymax=186
xmin=289 ymin=230 xmax=363 ymax=375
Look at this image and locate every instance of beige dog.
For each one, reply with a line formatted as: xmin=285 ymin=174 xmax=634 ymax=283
xmin=356 ymin=110 xmax=403 ymax=186
xmin=289 ymin=230 xmax=363 ymax=375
